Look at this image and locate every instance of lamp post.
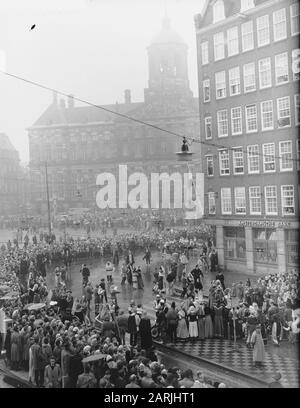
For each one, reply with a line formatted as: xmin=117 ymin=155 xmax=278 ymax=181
xmin=45 ymin=162 xmax=52 ymax=236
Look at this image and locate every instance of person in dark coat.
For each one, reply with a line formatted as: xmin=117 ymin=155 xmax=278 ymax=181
xmin=191 ymin=265 xmax=204 ymax=292
xmin=128 ymin=311 xmax=137 ymax=347
xmin=216 ymin=269 xmax=225 ymax=290
xmin=139 ymin=312 xmax=152 ymax=350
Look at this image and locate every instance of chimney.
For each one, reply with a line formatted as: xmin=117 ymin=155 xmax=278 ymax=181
xmin=124 ymin=89 xmax=131 ymax=104
xmin=59 ymin=98 xmax=66 ymax=109
xmin=68 ymin=94 xmax=75 ymax=109
xmin=53 ymin=91 xmax=58 ymax=106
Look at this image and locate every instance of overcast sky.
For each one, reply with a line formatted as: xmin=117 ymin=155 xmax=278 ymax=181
xmin=0 ymin=0 xmax=205 ymax=163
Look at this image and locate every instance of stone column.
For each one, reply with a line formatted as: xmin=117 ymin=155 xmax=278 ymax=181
xmin=245 ymin=227 xmax=254 ymax=273
xmin=277 ymin=228 xmax=286 ymax=274
xmin=216 ymin=225 xmax=224 ymax=267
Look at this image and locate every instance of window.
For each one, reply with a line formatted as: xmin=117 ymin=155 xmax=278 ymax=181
xmin=215 ymin=71 xmax=226 ymax=99
xmin=277 ymin=96 xmax=291 ymax=127
xmin=249 ymin=186 xmax=262 ymax=215
xmin=224 ymin=227 xmax=246 ymax=260
xmin=258 ymin=58 xmax=272 ymax=89
xmin=241 ymin=0 xmax=254 ymax=12
xmin=265 ymin=186 xmax=278 ymax=215
xmin=263 ymin=143 xmax=276 ymax=172
xmin=206 ymin=155 xmax=214 ymax=176
xmin=227 ymin=26 xmax=239 ymax=56
xmin=217 ymin=110 xmax=228 ymax=137
xmin=281 ymin=185 xmax=295 ymax=215
xmin=275 ymin=53 xmax=289 ymax=85
xmin=214 ymin=32 xmax=225 ymax=61
xmin=213 ymin=0 xmax=225 ymax=23
xmin=229 ymin=67 xmax=240 ymax=96
xmin=203 ymin=79 xmax=210 ymax=102
xmin=292 ymin=49 xmax=300 ymax=81
xmin=254 ymin=228 xmax=278 ymax=264
xmin=286 ymin=230 xmax=299 ymax=266
xmin=245 ymin=104 xmax=257 ymax=133
xmin=297 ymin=139 xmax=300 ymax=170
xmin=201 ymin=41 xmax=209 ymax=65
xmin=233 ymin=147 xmax=244 ymax=174
xmin=241 ymin=21 xmax=254 ymax=52
xmin=261 ymin=100 xmax=273 ymax=130
xmin=231 ymin=107 xmax=242 ymax=135
xmin=219 ymin=149 xmax=230 ymax=175
xmin=295 ymin=94 xmax=300 ymax=125
xmin=234 ymin=187 xmax=246 ymax=214
xmin=247 ymin=145 xmax=260 ymax=174
xmin=273 ymin=8 xmax=287 ymax=41
xmin=204 ymin=116 xmax=212 ymax=139
xmin=243 ymin=62 xmax=256 ymax=92
xmin=257 ymin=15 xmax=270 ymax=47
xmin=290 ymin=3 xmax=300 ymax=35
xmin=279 ymin=140 xmax=293 ymax=171
xmin=221 ymin=188 xmax=232 ymax=214
xmin=208 ymin=192 xmax=216 ymax=215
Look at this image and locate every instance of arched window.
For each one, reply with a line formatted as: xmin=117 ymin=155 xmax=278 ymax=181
xmin=213 ymin=0 xmax=225 ymax=23
xmin=241 ymin=0 xmax=255 ymax=12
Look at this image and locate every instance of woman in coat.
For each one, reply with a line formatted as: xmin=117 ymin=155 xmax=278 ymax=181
xmin=132 ymin=268 xmax=138 ymax=290
xmin=204 ymin=304 xmax=214 ymax=338
xmin=251 ymin=325 xmax=265 ymax=367
xmin=137 ymin=267 xmax=144 ymax=290
xmin=139 ymin=312 xmax=152 ymax=349
xmin=197 ymin=302 xmax=206 ymax=340
xmin=176 ymin=309 xmax=189 ymax=341
xmin=188 ymin=306 xmax=198 ymax=340
xmin=10 ymin=326 xmax=21 ymax=370
xmin=213 ymin=303 xmax=224 ymax=338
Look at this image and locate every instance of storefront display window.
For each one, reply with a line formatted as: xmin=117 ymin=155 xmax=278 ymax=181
xmin=224 ymin=227 xmax=246 ymax=260
xmin=253 ymin=228 xmax=277 ymax=264
xmin=286 ymin=229 xmax=299 ymax=266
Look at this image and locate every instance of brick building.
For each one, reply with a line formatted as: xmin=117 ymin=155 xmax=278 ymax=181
xmin=28 ymin=17 xmax=200 ymax=215
xmin=0 ymin=133 xmax=27 ymax=215
xmin=194 ymin=0 xmax=299 ymax=274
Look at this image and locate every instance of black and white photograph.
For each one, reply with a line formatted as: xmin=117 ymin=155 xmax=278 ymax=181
xmin=0 ymin=0 xmax=299 ymax=393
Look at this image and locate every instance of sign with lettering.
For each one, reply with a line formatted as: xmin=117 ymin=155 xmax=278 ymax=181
xmin=239 ymin=220 xmax=291 ymax=229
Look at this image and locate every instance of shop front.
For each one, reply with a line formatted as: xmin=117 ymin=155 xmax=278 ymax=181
xmin=208 ymin=218 xmax=299 ymax=275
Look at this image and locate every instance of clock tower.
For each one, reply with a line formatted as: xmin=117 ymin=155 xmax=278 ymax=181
xmin=145 ymin=16 xmax=193 ymax=105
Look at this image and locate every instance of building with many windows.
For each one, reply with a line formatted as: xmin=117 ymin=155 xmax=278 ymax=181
xmin=28 ymin=17 xmax=200 ymax=215
xmin=194 ymin=0 xmax=299 ymax=274
xmin=0 ymin=133 xmax=28 ymax=216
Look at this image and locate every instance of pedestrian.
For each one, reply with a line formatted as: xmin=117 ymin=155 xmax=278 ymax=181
xmin=268 ymin=372 xmax=284 ymax=388
xmin=44 ymin=356 xmax=61 ymax=388
xmin=166 ymin=302 xmax=178 ymax=344
xmin=128 ymin=310 xmax=138 ymax=347
xmin=176 ymin=309 xmax=189 ymax=341
xmin=188 ymin=306 xmax=198 ymax=340
xmin=139 ymin=312 xmax=152 ymax=350
xmin=81 ymin=264 xmax=90 ymax=287
xmin=251 ymin=325 xmax=265 ymax=367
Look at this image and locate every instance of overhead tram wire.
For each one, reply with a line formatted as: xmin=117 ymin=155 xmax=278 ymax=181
xmin=1 ymin=69 xmax=299 ymax=165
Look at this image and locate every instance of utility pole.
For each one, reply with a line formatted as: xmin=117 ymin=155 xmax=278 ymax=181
xmin=45 ymin=161 xmax=52 ymax=236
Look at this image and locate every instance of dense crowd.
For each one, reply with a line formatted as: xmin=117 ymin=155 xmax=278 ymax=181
xmin=0 ymin=223 xmax=299 ymax=389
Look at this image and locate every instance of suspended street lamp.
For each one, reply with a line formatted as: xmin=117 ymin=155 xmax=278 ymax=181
xmin=176 ymin=136 xmax=194 ymax=162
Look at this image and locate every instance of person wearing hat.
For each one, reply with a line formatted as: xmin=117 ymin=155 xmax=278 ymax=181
xmin=125 ymin=374 xmax=140 ymax=388
xmin=188 ymin=306 xmax=198 ymax=340
xmin=268 ymin=372 xmax=284 ymax=388
xmin=76 ymin=363 xmax=97 ymax=388
xmin=251 ymin=324 xmax=265 ymax=367
xmin=44 ymin=355 xmax=61 ymax=388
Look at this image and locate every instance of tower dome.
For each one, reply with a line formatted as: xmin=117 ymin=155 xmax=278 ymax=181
xmin=150 ymin=16 xmax=186 ymax=45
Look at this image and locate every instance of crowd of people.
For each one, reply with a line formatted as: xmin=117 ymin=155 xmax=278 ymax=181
xmin=0 ymin=221 xmax=299 ymax=389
